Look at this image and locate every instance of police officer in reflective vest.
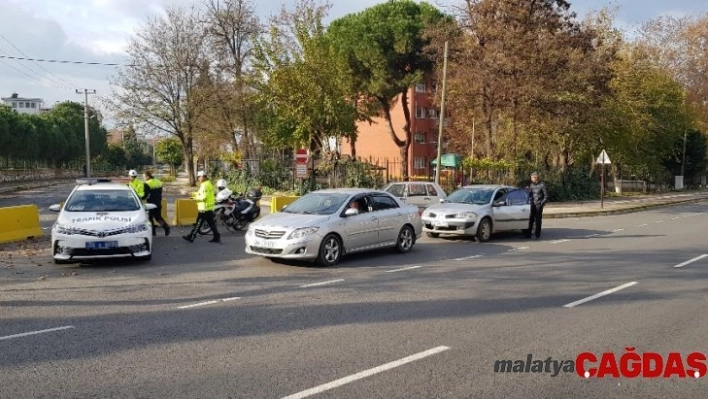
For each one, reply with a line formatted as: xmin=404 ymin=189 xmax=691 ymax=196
xmin=128 ymin=169 xmax=148 ymax=201
xmin=144 ymin=171 xmax=171 ymax=236
xmin=183 ymin=171 xmax=220 ymax=243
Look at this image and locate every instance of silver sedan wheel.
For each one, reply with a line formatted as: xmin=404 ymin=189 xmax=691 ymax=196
xmin=317 ymin=234 xmax=342 ymax=266
xmin=396 ymin=226 xmax=414 ymax=253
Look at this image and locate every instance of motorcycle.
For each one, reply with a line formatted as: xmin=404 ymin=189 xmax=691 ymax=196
xmin=198 ymin=189 xmax=261 ymax=235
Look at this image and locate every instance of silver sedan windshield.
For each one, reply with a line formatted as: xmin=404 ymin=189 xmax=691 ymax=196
xmin=282 ymin=193 xmax=350 ymax=215
xmin=446 ymin=188 xmax=494 ymax=205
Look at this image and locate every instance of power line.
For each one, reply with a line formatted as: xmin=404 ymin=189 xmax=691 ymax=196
xmin=0 ymin=54 xmax=129 ymax=67
xmin=0 ymin=33 xmax=79 ymax=89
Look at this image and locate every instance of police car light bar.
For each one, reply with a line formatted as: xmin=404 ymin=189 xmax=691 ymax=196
xmin=75 ymin=178 xmax=113 ymax=185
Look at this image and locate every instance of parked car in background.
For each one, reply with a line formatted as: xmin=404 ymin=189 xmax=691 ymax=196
xmin=48 ymin=179 xmax=156 ymax=264
xmin=245 ymin=188 xmax=422 ymax=266
xmin=382 ymin=181 xmax=447 ymax=210
xmin=421 ymin=184 xmax=530 ymax=242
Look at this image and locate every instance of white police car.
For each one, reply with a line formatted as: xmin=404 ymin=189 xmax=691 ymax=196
xmin=49 ymin=178 xmax=156 ymax=264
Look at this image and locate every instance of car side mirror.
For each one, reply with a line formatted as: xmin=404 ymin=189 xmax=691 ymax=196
xmin=344 ymin=208 xmax=358 ymax=217
xmin=145 ymin=203 xmax=158 ymax=211
xmin=281 ymin=205 xmax=288 ymax=211
xmin=49 ymin=204 xmax=62 ymax=212
xmin=493 ymin=200 xmax=505 ymax=207
xmin=439 ymin=198 xmax=445 ymax=203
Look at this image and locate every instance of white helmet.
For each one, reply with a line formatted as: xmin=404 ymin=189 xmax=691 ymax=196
xmin=197 ymin=170 xmax=206 ymax=178
xmin=216 ymin=179 xmax=227 ymax=189
xmin=128 ymin=170 xmax=138 ymax=177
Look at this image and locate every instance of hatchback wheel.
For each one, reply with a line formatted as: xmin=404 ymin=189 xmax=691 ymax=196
xmin=316 ymin=234 xmax=342 ymax=267
xmin=395 ymin=225 xmax=415 ymax=253
xmin=476 ymin=218 xmax=492 ymax=242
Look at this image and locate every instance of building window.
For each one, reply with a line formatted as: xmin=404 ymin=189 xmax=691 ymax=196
xmin=19 ymin=102 xmax=24 ymax=108
xmin=414 ymin=132 xmax=426 ymax=144
xmin=414 ymin=157 xmax=426 ymax=169
xmin=31 ymin=103 xmax=36 ymax=108
xmin=25 ymin=102 xmax=30 ymax=108
xmin=11 ymin=102 xmax=17 ymax=108
xmin=428 ymin=109 xmax=437 ymax=119
xmin=415 ymin=82 xmax=426 ymax=93
xmin=415 ymin=107 xmax=426 ymax=119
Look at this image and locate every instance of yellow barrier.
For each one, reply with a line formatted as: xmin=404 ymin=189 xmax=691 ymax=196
xmin=0 ymin=205 xmax=43 ymax=244
xmin=161 ymin=199 xmax=168 ymax=221
xmin=173 ymin=199 xmax=198 ymax=226
xmin=270 ymin=196 xmax=300 ymax=213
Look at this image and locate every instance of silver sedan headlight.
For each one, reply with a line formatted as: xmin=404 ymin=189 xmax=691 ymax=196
xmin=454 ymin=212 xmax=478 ymax=219
xmin=287 ymin=227 xmax=319 ymax=240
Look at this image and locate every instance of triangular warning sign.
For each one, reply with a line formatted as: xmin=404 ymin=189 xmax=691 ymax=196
xmin=596 ymin=149 xmax=611 ymax=164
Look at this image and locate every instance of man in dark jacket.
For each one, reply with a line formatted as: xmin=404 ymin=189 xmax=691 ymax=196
xmin=525 ymin=172 xmax=548 ymax=239
xmin=144 ymin=171 xmax=170 ymax=236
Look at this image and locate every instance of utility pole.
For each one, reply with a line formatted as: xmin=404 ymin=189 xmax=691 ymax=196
xmin=434 ymin=41 xmax=449 ymax=186
xmin=76 ymin=89 xmax=96 ymax=177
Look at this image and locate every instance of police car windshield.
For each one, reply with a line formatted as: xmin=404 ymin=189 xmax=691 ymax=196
xmin=64 ymin=189 xmax=141 ymax=212
xmin=282 ymin=193 xmax=350 ymax=215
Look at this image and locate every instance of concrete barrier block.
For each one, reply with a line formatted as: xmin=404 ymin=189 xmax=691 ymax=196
xmin=173 ymin=199 xmax=198 ymax=226
xmin=0 ymin=205 xmax=43 ymax=244
xmin=270 ymin=196 xmax=300 ymax=213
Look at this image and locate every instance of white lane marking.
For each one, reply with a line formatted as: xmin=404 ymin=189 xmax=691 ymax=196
xmin=386 ymin=265 xmax=422 ymax=273
xmin=177 ymin=297 xmax=241 ymax=309
xmin=673 ymin=254 xmax=708 ymax=269
xmin=550 ymin=239 xmax=570 ymax=244
xmin=584 ymin=233 xmax=601 ymax=238
xmin=563 ymin=282 xmax=638 ymax=308
xmin=0 ymin=326 xmax=74 ymax=341
xmin=671 ymin=217 xmax=680 ymax=220
xmin=612 ymin=229 xmax=624 ymax=232
xmin=453 ymin=255 xmax=483 ymax=261
xmin=508 ymin=246 xmax=529 ymax=252
xmin=280 ymin=346 xmax=450 ymax=399
xmin=654 ymin=220 xmax=664 ymax=223
xmin=638 ymin=224 xmax=648 ymax=227
xmin=300 ymin=279 xmax=344 ymax=288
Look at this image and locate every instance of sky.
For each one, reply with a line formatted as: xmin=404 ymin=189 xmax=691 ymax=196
xmin=1 ymin=0 xmax=707 ymax=128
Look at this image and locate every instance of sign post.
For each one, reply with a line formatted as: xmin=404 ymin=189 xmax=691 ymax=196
xmin=295 ymin=149 xmax=309 ymax=182
xmin=595 ymin=149 xmax=611 ymax=209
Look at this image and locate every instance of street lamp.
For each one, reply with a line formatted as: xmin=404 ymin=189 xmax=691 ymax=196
xmin=76 ymin=89 xmax=96 ymax=177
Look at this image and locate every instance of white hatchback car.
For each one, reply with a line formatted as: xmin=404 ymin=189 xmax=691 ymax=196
xmin=49 ymin=179 xmax=156 ymax=264
xmin=421 ymin=185 xmax=531 ymax=242
xmin=245 ymin=188 xmax=423 ymax=266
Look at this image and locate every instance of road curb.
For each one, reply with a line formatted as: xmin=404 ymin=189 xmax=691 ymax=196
xmin=544 ymin=197 xmax=707 ymax=219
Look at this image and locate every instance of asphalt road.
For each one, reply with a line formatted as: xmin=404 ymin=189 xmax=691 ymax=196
xmin=1 ymin=185 xmax=707 ymax=398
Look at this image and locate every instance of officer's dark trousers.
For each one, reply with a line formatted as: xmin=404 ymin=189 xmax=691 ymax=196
xmin=148 ymin=205 xmax=169 ymax=235
xmin=187 ymin=210 xmax=220 ymax=241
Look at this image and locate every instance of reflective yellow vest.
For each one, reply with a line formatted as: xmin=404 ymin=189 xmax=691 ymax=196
xmin=129 ymin=178 xmax=145 ymax=200
xmin=193 ymin=180 xmax=215 ymax=212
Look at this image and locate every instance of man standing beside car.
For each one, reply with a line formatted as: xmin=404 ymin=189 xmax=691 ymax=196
xmin=525 ymin=172 xmax=548 ymax=239
xmin=144 ymin=171 xmax=170 ymax=237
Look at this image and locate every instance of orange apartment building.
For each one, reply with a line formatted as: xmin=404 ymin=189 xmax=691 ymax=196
xmin=340 ymin=78 xmax=450 ymax=179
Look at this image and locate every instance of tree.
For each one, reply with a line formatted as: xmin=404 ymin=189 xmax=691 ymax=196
xmin=203 ymin=0 xmax=262 ymax=157
xmin=156 ymin=137 xmax=185 ymax=175
xmin=328 ymin=0 xmax=449 ymax=180
xmin=253 ymin=0 xmax=359 ymax=155
xmin=636 ymin=14 xmax=708 ymax=131
xmin=111 ymin=6 xmax=211 ymax=185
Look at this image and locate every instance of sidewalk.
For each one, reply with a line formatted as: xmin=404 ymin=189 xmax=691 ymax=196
xmin=544 ymin=191 xmax=708 ymax=218
xmin=0 ymin=178 xmax=76 ymax=194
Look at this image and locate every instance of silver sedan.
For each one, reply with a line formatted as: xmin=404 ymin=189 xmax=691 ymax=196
xmin=245 ymin=188 xmax=423 ymax=266
xmin=421 ymin=185 xmax=531 ymax=242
